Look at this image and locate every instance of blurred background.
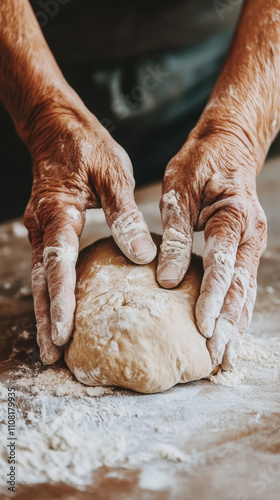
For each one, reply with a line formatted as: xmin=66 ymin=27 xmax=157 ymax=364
xmin=1 ymin=5 xmax=280 ymax=499
xmin=1 ymin=0 xmax=279 ymax=222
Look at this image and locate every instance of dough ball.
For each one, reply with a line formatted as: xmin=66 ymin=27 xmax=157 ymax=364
xmin=64 ymin=234 xmax=213 ymax=394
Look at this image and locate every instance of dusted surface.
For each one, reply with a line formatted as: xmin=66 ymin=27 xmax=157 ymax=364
xmin=0 ymin=158 xmax=279 ymax=499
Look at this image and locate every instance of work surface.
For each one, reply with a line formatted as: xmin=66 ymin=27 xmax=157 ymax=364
xmin=0 ymin=158 xmax=279 ymax=500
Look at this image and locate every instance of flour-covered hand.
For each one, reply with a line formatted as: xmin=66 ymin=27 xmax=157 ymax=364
xmin=157 ymin=128 xmax=267 ymax=370
xmin=0 ymin=1 xmax=155 ymax=365
xmin=24 ymin=106 xmax=156 ymax=364
xmin=157 ymin=0 xmax=280 ymax=369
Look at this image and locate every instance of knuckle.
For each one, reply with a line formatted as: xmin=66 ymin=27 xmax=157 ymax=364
xmin=206 ymin=195 xmax=247 ymax=238
xmin=227 ymin=195 xmax=247 ymax=224
xmin=36 ymin=197 xmax=61 ymax=229
xmin=109 ymin=143 xmax=133 ymax=175
xmin=163 ymin=156 xmax=182 ymax=183
xmin=96 ymin=148 xmax=135 ymax=204
xmin=160 ymin=188 xmax=181 ymax=215
xmin=222 ymin=298 xmax=242 ymax=324
xmin=255 ymin=205 xmax=267 ymax=238
xmin=23 ymin=205 xmax=42 ymax=244
xmin=36 ymin=196 xmax=83 ymax=236
xmin=23 ymin=205 xmax=35 ymax=231
xmin=116 ymin=145 xmax=132 ymax=170
xmin=247 ymin=202 xmax=267 ymax=254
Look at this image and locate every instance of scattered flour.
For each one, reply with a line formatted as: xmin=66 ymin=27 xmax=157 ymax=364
xmin=139 ymin=467 xmax=174 ymax=491
xmin=0 ymin=329 xmax=279 ymax=490
xmin=208 ymin=368 xmax=245 ymax=388
xmin=208 ymin=333 xmax=280 ymax=387
xmin=0 ymin=281 xmax=279 ymax=491
xmin=11 ymin=222 xmax=28 ymax=238
xmin=7 ymin=365 xmax=115 ymax=397
xmin=0 ymin=385 xmax=191 ymax=488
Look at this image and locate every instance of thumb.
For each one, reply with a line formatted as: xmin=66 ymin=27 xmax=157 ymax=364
xmin=111 ymin=205 xmax=157 ymax=264
xmin=96 ymin=145 xmax=156 ymax=264
xmin=157 ymin=189 xmax=194 ymax=288
xmin=102 ymin=186 xmax=156 ymax=265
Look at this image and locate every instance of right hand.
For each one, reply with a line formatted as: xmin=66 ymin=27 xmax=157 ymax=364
xmin=23 ymin=102 xmax=156 ymax=365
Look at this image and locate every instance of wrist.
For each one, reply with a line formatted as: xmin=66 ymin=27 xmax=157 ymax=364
xmin=18 ymin=83 xmax=94 ymax=154
xmin=0 ymin=0 xmax=92 ymax=149
xmin=191 ymin=105 xmax=263 ymax=175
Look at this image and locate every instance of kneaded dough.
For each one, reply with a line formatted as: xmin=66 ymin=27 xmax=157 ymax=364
xmin=65 ymin=234 xmax=213 ymax=394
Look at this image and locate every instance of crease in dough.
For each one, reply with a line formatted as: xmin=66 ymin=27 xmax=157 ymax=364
xmin=65 ymin=234 xmax=215 ymax=394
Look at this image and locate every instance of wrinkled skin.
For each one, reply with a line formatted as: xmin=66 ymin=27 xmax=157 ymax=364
xmin=1 ymin=0 xmax=279 ymax=368
xmin=23 ymin=109 xmax=156 ymax=364
xmin=156 ymin=0 xmax=280 ymax=368
xmin=157 ymin=129 xmax=267 ymax=369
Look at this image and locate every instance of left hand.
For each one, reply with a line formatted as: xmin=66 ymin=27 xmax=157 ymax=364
xmin=157 ymin=124 xmax=267 ymax=370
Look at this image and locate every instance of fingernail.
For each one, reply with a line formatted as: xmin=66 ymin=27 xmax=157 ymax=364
xmin=222 ymin=354 xmax=237 ymax=371
xmin=41 ymin=348 xmax=61 ymax=365
xmin=221 ymin=361 xmax=235 ymax=371
xmin=52 ymin=321 xmax=68 ymax=346
xmin=131 ymin=236 xmax=155 ymax=257
xmin=199 ymin=318 xmax=216 ymax=339
xmin=157 ymin=264 xmax=181 ymax=288
xmin=196 ymin=305 xmax=216 ymax=338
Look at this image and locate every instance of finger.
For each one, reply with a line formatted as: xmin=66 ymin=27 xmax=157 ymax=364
xmin=101 ymin=163 xmax=156 ymax=264
xmin=210 ymin=270 xmax=257 ymax=370
xmin=235 ymin=207 xmax=266 ymax=339
xmin=237 ymin=276 xmax=257 ymax=336
xmin=42 ymin=207 xmax=84 ymax=346
xmin=110 ymin=207 xmax=156 ymax=265
xmin=220 ymin=277 xmax=257 ymax=370
xmin=221 ymin=250 xmax=260 ymax=370
xmin=31 ymin=244 xmax=62 ymax=365
xmin=218 ymin=327 xmax=242 ymax=371
xmin=157 ymin=189 xmax=193 ymax=289
xmin=195 ymin=207 xmax=242 ymax=338
xmin=207 ymin=243 xmax=252 ymax=366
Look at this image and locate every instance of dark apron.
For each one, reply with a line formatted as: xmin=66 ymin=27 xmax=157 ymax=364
xmin=0 ymin=0 xmax=242 ymax=221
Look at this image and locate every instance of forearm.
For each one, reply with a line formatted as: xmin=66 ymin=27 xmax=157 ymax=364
xmin=196 ymin=0 xmax=280 ymax=171
xmin=0 ymin=0 xmax=84 ymax=146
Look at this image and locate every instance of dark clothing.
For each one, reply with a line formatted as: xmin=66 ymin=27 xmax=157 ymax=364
xmin=1 ymin=0 xmax=242 ymax=221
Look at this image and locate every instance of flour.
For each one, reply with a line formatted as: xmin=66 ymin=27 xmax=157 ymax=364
xmin=161 ymin=190 xmax=181 ymax=217
xmin=208 ymin=367 xmax=245 ymax=387
xmin=66 ymin=207 xmax=80 ymax=221
xmin=139 ymin=467 xmax=174 ymax=491
xmin=8 ymin=365 xmax=115 ymax=397
xmin=160 ymin=228 xmax=192 ymax=256
xmin=195 ymin=235 xmax=238 ymax=338
xmin=238 ymin=333 xmax=280 ymax=368
xmin=154 ymin=444 xmax=188 ymax=462
xmin=11 ymin=222 xmax=27 ymax=238
xmin=111 ymin=208 xmax=156 ymax=264
xmin=43 ymin=240 xmax=77 ymax=266
xmin=0 ymin=380 xmax=192 ymax=489
xmin=0 ymin=329 xmax=279 ymax=490
xmin=76 ymin=262 xmax=169 ymax=332
xmin=208 ymin=333 xmax=280 ymax=387
xmin=158 ymin=227 xmax=192 ymax=280
xmin=213 ymin=250 xmax=235 ymax=269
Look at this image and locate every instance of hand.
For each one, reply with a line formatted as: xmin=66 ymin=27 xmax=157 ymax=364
xmin=24 ymin=103 xmax=156 ymax=365
xmin=157 ymin=126 xmax=267 ymax=370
